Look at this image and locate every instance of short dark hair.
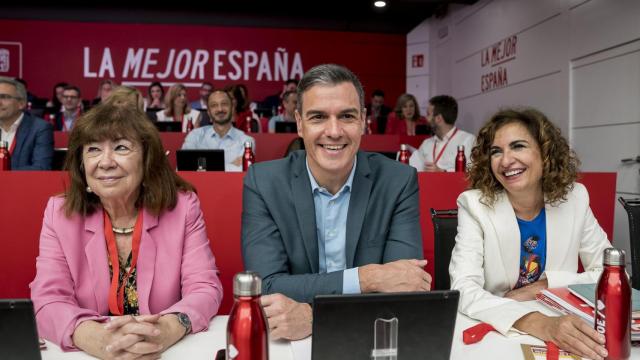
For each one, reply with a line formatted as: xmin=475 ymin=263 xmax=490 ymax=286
xmin=429 ymin=95 xmax=458 ymax=125
xmin=285 ymin=79 xmax=298 ymax=86
xmin=372 ymin=89 xmax=385 ymax=98
xmin=201 ymin=82 xmax=214 ymax=89
xmin=297 ymin=64 xmax=364 ymax=113
xmin=207 ymin=89 xmax=233 ymax=104
xmin=63 ymin=105 xmax=194 ymax=216
xmin=63 ymin=85 xmax=81 ymax=97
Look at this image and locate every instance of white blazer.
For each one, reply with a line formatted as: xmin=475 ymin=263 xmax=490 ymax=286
xmin=449 ymin=183 xmax=612 ymax=334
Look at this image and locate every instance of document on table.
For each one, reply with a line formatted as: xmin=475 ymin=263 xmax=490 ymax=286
xmin=290 ymin=337 xmax=311 ymax=360
xmin=521 ymin=344 xmax=580 ymax=360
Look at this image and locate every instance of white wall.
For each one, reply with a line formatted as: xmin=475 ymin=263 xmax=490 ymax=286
xmin=408 ymin=0 xmax=640 ymax=269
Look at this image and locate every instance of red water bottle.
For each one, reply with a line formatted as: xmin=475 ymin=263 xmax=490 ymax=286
xmin=398 ymin=144 xmax=410 ymax=164
xmin=226 ymin=271 xmax=269 ymax=360
xmin=0 ymin=141 xmax=10 ymax=171
xmin=242 ymin=141 xmax=254 ymax=171
xmin=455 ymin=145 xmax=466 ymax=172
xmin=595 ymin=248 xmax=631 ymax=360
xmin=245 ymin=116 xmax=252 ymax=133
xmin=186 ymin=118 xmax=194 ymax=133
xmin=365 ymin=116 xmax=373 ymax=135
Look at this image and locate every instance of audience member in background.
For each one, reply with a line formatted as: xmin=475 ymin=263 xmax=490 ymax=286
xmin=385 ymin=93 xmax=428 ymax=135
xmin=365 ymin=89 xmax=391 ymax=134
xmin=268 ymin=91 xmax=297 ymax=133
xmin=182 ymin=90 xmax=255 ymax=172
xmin=190 ymin=82 xmax=213 ymax=110
xmin=30 ymin=105 xmax=223 ymax=359
xmin=449 ymin=107 xmax=612 ymax=360
xmin=91 ymin=80 xmax=115 ymax=106
xmin=45 ymin=82 xmax=69 ymax=110
xmin=232 ymin=84 xmax=261 ymax=132
xmin=409 ymin=95 xmax=475 ymax=172
xmin=242 ymin=64 xmax=430 ymax=341
xmin=0 ymin=77 xmax=53 ymax=170
xmin=103 ymin=86 xmax=145 ymax=112
xmin=144 ymin=81 xmax=165 ymax=111
xmin=261 ymin=79 xmax=298 ymax=117
xmin=156 ymin=84 xmax=201 ymax=132
xmin=14 ymin=78 xmax=41 ymax=107
xmin=54 ymin=85 xmax=83 ymax=132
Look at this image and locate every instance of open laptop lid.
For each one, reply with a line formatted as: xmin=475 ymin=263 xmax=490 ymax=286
xmin=176 ymin=149 xmax=225 ymax=171
xmin=153 ymin=120 xmax=182 ymax=132
xmin=0 ymin=299 xmax=42 ymax=360
xmin=312 ymin=290 xmax=459 ymax=360
xmin=275 ymin=121 xmax=297 ymax=133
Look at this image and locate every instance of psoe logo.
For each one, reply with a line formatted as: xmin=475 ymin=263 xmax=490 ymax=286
xmin=0 ymin=42 xmax=22 ymax=78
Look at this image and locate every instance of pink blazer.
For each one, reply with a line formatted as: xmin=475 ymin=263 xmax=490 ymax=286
xmin=30 ymin=191 xmax=223 ymax=351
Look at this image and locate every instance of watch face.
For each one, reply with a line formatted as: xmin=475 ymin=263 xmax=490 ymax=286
xmin=178 ymin=312 xmax=191 ymax=329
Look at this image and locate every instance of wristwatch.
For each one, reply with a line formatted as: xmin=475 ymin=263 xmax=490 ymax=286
xmin=175 ymin=312 xmax=192 ymax=335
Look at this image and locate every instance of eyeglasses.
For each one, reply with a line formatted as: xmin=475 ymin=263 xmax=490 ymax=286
xmin=0 ymin=94 xmax=22 ymax=101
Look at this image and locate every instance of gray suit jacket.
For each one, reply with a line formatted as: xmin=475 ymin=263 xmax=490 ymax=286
xmin=241 ymin=150 xmax=423 ymax=303
xmin=11 ymin=113 xmax=53 ymax=170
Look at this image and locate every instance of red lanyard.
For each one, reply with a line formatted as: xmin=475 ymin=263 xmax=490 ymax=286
xmin=8 ymin=125 xmax=18 ymax=155
xmin=463 ymin=323 xmax=559 ymax=359
xmin=431 ymin=127 xmax=459 ymax=166
xmin=103 ymin=210 xmax=143 ymax=316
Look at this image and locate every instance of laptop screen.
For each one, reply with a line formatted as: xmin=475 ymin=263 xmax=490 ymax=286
xmin=176 ymin=149 xmax=225 ymax=171
xmin=0 ymin=299 xmax=42 ymax=360
xmin=312 ymin=291 xmax=459 ymax=360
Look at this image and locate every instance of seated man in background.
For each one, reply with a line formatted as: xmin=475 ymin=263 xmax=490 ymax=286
xmin=242 ymin=64 xmax=431 ymax=341
xmin=182 ymin=89 xmax=254 ymax=171
xmin=365 ymin=89 xmax=391 ymax=134
xmin=268 ymin=90 xmax=298 ymax=133
xmin=54 ymin=85 xmax=83 ymax=131
xmin=190 ymin=82 xmax=213 ymax=110
xmin=0 ymin=77 xmax=53 ymax=170
xmin=409 ymin=95 xmax=475 ymax=172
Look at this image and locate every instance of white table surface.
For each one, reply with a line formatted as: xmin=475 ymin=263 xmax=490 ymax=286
xmin=42 ymin=302 xmax=640 ymax=359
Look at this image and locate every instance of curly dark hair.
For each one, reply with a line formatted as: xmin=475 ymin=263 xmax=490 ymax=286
xmin=468 ymin=107 xmax=580 ymax=206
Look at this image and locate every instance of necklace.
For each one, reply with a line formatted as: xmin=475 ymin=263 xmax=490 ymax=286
xmin=112 ymin=226 xmax=135 ymax=235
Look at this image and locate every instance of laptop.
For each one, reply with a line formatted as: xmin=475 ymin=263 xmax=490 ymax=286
xmin=275 ymin=121 xmax=297 ymax=133
xmin=52 ymin=148 xmax=68 ymax=170
xmin=312 ymin=291 xmax=459 ymax=360
xmin=176 ymin=149 xmax=225 ymax=171
xmin=0 ymin=299 xmax=42 ymax=360
xmin=153 ymin=121 xmax=182 ymax=132
xmin=415 ymin=124 xmax=432 ymax=135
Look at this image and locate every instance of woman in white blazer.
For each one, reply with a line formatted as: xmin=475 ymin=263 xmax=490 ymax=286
xmin=449 ymin=108 xmax=611 ymax=360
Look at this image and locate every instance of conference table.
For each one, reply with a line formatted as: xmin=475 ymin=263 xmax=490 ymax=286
xmin=41 ymin=302 xmax=640 ymax=359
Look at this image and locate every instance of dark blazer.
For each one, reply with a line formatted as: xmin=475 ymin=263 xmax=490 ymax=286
xmin=241 ymin=150 xmax=423 ymax=303
xmin=10 ymin=113 xmax=53 ymax=170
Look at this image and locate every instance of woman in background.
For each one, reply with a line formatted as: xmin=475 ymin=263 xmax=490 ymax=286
xmin=156 ymin=84 xmax=201 ymax=132
xmin=144 ymin=82 xmax=165 ymax=111
xmin=385 ymin=93 xmax=427 ymax=135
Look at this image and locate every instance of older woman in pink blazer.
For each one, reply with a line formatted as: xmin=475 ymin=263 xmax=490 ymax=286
xmin=30 ymin=104 xmax=223 ymax=359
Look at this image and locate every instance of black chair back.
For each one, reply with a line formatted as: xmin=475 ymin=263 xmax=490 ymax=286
xmin=430 ymin=208 xmax=458 ymax=290
xmin=619 ymin=197 xmax=640 ymax=289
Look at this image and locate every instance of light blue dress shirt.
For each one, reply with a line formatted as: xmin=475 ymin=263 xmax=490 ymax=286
xmin=306 ymin=156 xmax=361 ymax=294
xmin=181 ymin=125 xmax=255 ymax=172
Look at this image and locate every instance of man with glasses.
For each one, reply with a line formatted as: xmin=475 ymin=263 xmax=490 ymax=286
xmin=0 ymin=77 xmax=53 ymax=170
xmin=54 ymin=85 xmax=83 ymax=131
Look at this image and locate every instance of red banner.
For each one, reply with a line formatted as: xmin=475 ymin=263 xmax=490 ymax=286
xmin=0 ymin=19 xmax=405 ymax=104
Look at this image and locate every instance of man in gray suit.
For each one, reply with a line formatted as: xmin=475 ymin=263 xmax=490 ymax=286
xmin=241 ymin=64 xmax=431 ymax=341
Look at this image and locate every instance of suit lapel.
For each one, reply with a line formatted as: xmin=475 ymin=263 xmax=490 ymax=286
xmin=83 ymin=210 xmax=110 ymax=315
xmin=136 ymin=209 xmax=159 ymax=314
xmin=487 ymin=192 xmax=521 ymax=289
xmin=12 ymin=114 xmax=32 ymax=161
xmin=291 ymin=154 xmax=319 ymax=273
xmin=345 ymin=152 xmax=371 ymax=267
xmin=544 ymin=200 xmax=572 ymax=271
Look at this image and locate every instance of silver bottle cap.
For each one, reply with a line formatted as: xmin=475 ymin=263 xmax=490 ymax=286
xmin=603 ymin=248 xmax=625 ymax=266
xmin=233 ymin=271 xmax=262 ymax=296
xmin=400 ymin=144 xmax=407 ymax=151
xmin=457 ymin=145 xmax=464 ymax=151
xmin=244 ymin=141 xmax=252 ymax=149
xmin=0 ymin=141 xmax=7 ymax=148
